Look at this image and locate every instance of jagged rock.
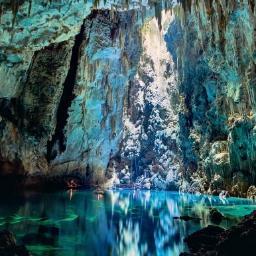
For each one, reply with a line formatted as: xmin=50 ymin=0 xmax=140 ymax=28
xmin=118 ymin=13 xmax=181 ymax=190
xmin=143 ymin=182 xmax=151 ymax=190
xmin=170 ymin=1 xmax=256 ymax=194
xmin=209 ymin=174 xmax=225 ymax=195
xmin=152 ymin=175 xmax=167 ymax=190
xmin=121 ymin=173 xmax=131 ymax=184
xmin=0 ymin=6 xmax=143 ymax=186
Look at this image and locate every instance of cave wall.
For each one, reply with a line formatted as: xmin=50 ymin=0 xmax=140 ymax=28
xmin=1 ymin=0 xmax=256 ymax=194
xmin=166 ymin=0 xmax=256 ymax=196
xmin=0 ymin=0 xmax=95 ymax=178
xmin=0 ymin=0 xmax=146 ymax=186
xmin=49 ymin=10 xmax=142 ymax=185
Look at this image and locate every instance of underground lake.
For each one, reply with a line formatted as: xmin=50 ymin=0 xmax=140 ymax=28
xmin=0 ymin=189 xmax=255 ymax=256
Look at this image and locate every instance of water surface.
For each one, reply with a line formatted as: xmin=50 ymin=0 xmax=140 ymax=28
xmin=0 ymin=190 xmax=255 ymax=256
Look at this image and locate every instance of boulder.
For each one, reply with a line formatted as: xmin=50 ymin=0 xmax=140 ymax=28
xmin=182 ymin=210 xmax=256 ymax=256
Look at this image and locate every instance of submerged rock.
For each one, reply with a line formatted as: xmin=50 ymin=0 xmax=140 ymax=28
xmin=6 ymin=54 xmax=23 ymax=64
xmin=0 ymin=230 xmax=31 ymax=256
xmin=22 ymin=225 xmax=59 ymax=246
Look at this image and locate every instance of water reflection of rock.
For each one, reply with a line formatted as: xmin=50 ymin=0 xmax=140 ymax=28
xmin=105 ymin=191 xmax=210 ymax=255
xmin=0 ymin=190 xmax=254 ymax=256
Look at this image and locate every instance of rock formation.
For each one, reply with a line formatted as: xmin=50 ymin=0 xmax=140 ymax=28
xmin=0 ymin=0 xmax=255 ymax=194
xmin=168 ymin=0 xmax=256 ymax=196
xmin=181 ymin=210 xmax=256 ymax=256
xmin=116 ymin=11 xmax=181 ymax=190
xmin=0 ymin=1 xmax=145 ymax=186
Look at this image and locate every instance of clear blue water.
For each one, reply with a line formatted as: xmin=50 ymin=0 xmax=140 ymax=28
xmin=0 ymin=189 xmax=256 ymax=256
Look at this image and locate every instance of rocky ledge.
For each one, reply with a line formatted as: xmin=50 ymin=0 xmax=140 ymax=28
xmin=181 ymin=210 xmax=256 ymax=256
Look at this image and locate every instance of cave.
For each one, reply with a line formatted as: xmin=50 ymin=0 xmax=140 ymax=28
xmin=0 ymin=0 xmax=256 ymax=255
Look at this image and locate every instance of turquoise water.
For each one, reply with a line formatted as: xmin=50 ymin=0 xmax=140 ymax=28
xmin=0 ymin=190 xmax=255 ymax=256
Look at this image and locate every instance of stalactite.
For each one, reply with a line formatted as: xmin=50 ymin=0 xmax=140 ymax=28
xmin=93 ymin=0 xmax=101 ymax=8
xmin=28 ymin=0 xmax=32 ymax=16
xmin=11 ymin=0 xmax=20 ymax=27
xmin=249 ymin=0 xmax=255 ymax=13
xmin=154 ymin=1 xmax=162 ymax=30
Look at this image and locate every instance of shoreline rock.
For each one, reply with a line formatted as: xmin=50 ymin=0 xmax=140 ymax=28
xmin=181 ymin=210 xmax=256 ymax=256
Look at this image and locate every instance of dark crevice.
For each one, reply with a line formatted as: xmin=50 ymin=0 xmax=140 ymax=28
xmin=0 ymin=98 xmax=19 ymax=126
xmin=47 ymin=21 xmax=85 ymax=162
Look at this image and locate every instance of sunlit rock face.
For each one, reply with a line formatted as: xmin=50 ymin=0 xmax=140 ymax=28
xmin=116 ymin=12 xmax=181 ymax=190
xmin=48 ymin=10 xmax=142 ymax=184
xmin=166 ymin=0 xmax=256 ymax=195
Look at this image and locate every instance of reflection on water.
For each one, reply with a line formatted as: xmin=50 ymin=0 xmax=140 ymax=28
xmin=0 ymin=190 xmax=255 ymax=256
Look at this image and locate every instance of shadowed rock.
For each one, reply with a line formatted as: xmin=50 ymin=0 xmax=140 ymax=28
xmin=181 ymin=210 xmax=256 ymax=256
xmin=0 ymin=230 xmax=31 ymax=256
xmin=209 ymin=208 xmax=224 ymax=224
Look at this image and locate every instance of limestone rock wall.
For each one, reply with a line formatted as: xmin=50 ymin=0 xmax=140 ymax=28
xmin=49 ymin=10 xmax=142 ymax=185
xmin=167 ymin=0 xmax=256 ymax=195
xmin=1 ymin=0 xmax=256 ymax=194
xmin=0 ymin=0 xmax=144 ymax=185
xmin=116 ymin=12 xmax=181 ymax=190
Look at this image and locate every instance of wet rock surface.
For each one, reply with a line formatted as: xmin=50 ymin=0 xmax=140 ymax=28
xmin=181 ymin=210 xmax=256 ymax=256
